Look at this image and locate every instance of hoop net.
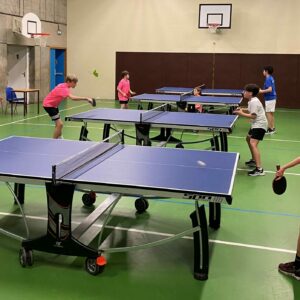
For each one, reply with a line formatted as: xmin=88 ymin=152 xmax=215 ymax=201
xmin=208 ymin=24 xmax=221 ymax=34
xmin=30 ymin=33 xmax=50 ymax=47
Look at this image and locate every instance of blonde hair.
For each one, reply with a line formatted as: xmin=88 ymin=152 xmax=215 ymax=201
xmin=66 ymin=74 xmax=78 ymax=83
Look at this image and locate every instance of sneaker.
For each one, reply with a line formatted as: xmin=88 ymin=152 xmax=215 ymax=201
xmin=265 ymin=128 xmax=276 ymax=135
xmin=278 ymin=261 xmax=300 ymax=280
xmin=269 ymin=128 xmax=276 ymax=134
xmin=248 ymin=167 xmax=265 ymax=176
xmin=245 ymin=159 xmax=256 ymax=167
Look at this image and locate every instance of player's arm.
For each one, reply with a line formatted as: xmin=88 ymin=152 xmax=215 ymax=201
xmin=260 ymin=78 xmax=272 ymax=94
xmin=259 ymin=87 xmax=272 ymax=94
xmin=69 ymin=94 xmax=93 ymax=104
xmin=276 ymin=157 xmax=300 ymax=177
xmin=117 ymin=87 xmax=127 ymax=97
xmin=130 ymin=89 xmax=136 ymax=95
xmin=233 ymin=108 xmax=256 ymax=119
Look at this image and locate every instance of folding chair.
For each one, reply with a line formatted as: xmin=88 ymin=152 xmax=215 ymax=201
xmin=5 ymin=87 xmax=25 ymax=116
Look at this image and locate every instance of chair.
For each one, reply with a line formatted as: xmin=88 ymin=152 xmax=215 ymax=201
xmin=5 ymin=87 xmax=25 ymax=116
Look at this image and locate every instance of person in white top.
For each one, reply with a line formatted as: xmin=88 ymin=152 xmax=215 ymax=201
xmin=233 ymin=84 xmax=268 ymax=176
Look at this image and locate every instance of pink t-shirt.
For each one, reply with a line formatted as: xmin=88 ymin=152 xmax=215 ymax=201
xmin=117 ymin=78 xmax=131 ymax=101
xmin=43 ymin=83 xmax=70 ymax=108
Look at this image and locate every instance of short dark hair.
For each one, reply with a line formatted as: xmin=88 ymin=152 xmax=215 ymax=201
xmin=244 ymin=84 xmax=260 ymax=97
xmin=121 ymin=70 xmax=129 ymax=78
xmin=263 ymin=66 xmax=274 ymax=74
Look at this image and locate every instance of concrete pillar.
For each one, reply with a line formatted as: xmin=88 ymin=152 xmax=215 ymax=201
xmin=0 ymin=44 xmax=8 ymax=100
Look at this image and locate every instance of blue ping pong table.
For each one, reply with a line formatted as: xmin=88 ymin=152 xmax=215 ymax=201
xmin=65 ymin=107 xmax=238 ymax=151
xmin=156 ymin=86 xmax=244 ymax=97
xmin=0 ymin=133 xmax=238 ymax=280
xmin=131 ymin=93 xmax=242 ymax=114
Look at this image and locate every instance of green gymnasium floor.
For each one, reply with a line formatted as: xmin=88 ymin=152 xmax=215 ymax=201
xmin=0 ymin=100 xmax=299 ymax=300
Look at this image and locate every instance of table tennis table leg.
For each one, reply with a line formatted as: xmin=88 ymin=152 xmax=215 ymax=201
xmin=219 ymin=132 xmax=228 ymax=152
xmin=79 ymin=123 xmax=89 ymax=141
xmin=103 ymin=124 xmax=111 ymax=140
xmin=210 ymin=135 xmax=220 ymax=151
xmin=24 ymin=92 xmax=27 ymax=116
xmin=190 ymin=203 xmax=209 ymax=280
xmin=135 ymin=124 xmax=151 ymax=146
xmin=14 ymin=183 xmax=25 ymax=205
xmin=21 ymin=183 xmax=98 ymax=259
xmin=209 ymin=202 xmax=221 ymax=230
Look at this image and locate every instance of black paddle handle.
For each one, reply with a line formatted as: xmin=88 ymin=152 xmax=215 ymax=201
xmin=276 ymin=165 xmax=280 ymax=171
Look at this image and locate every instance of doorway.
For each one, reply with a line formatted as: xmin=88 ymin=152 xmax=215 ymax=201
xmin=50 ymin=48 xmax=66 ymax=90
xmin=7 ymin=45 xmax=29 ymax=99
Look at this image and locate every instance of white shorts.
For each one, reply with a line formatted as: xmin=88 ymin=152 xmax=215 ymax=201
xmin=265 ymin=100 xmax=276 ymax=112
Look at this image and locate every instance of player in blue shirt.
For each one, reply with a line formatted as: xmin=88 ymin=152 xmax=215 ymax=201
xmin=259 ymin=66 xmax=277 ymax=134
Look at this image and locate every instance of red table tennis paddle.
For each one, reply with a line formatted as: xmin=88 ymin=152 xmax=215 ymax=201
xmin=272 ymin=165 xmax=287 ymax=195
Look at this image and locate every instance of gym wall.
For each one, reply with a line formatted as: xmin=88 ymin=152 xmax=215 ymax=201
xmin=68 ymin=0 xmax=300 ymax=108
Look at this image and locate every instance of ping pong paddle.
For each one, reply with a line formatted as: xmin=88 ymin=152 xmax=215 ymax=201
xmin=92 ymin=99 xmax=96 ymax=107
xmin=272 ymin=165 xmax=287 ymax=195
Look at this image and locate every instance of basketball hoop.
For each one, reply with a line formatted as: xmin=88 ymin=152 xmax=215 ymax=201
xmin=30 ymin=33 xmax=50 ymax=47
xmin=207 ymin=23 xmax=221 ymax=34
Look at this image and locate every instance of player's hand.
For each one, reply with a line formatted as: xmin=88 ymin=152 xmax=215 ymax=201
xmin=87 ymin=98 xmax=96 ymax=107
xmin=233 ymin=109 xmax=241 ymax=115
xmin=275 ymin=168 xmax=285 ymax=179
xmin=131 ymin=91 xmax=136 ymax=95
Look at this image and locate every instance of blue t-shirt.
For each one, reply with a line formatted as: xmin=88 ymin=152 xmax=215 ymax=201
xmin=263 ymin=75 xmax=276 ymax=101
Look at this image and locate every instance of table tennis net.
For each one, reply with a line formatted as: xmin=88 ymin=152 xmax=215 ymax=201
xmin=139 ymin=104 xmax=167 ymax=122
xmin=52 ymin=130 xmax=124 ymax=183
xmin=180 ymin=91 xmax=193 ymax=102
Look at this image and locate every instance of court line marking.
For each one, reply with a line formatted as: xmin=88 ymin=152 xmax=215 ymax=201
xmin=11 ymin=122 xmax=300 ymax=144
xmin=0 ymin=211 xmax=295 ymax=254
xmin=237 ymin=168 xmax=300 ymax=176
xmin=0 ymin=104 xmax=88 ymax=127
xmin=0 ymin=100 xmax=116 ymax=128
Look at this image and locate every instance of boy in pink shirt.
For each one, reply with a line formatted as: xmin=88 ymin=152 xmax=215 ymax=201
xmin=43 ymin=74 xmax=94 ymax=139
xmin=117 ymin=70 xmax=135 ymax=109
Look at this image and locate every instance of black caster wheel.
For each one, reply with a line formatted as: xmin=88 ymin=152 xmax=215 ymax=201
xmin=194 ymin=272 xmax=208 ymax=281
xmin=135 ymin=197 xmax=149 ymax=213
xmin=175 ymin=143 xmax=184 ymax=149
xmin=82 ymin=191 xmax=96 ymax=207
xmin=85 ymin=257 xmax=105 ymax=276
xmin=19 ymin=247 xmax=33 ymax=267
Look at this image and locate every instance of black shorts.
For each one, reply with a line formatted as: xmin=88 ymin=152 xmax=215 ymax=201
xmin=119 ymin=100 xmax=129 ymax=105
xmin=44 ymin=107 xmax=60 ymax=121
xmin=248 ymin=128 xmax=266 ymax=141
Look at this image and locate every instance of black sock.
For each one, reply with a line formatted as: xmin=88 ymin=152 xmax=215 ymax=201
xmin=294 ymin=255 xmax=300 ymax=269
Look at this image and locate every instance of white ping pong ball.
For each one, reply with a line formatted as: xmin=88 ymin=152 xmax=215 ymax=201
xmin=197 ymin=160 xmax=206 ymax=167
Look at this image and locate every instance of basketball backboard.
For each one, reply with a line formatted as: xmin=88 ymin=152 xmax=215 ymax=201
xmin=21 ymin=13 xmax=41 ymax=38
xmin=198 ymin=4 xmax=232 ymax=29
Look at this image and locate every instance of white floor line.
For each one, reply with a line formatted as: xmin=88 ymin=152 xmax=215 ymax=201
xmin=0 ymin=103 xmax=94 ymax=127
xmin=0 ymin=211 xmax=295 ymax=254
xmin=237 ymin=168 xmax=300 ymax=176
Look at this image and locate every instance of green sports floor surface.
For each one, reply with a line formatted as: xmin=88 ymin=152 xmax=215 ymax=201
xmin=0 ymin=100 xmax=299 ymax=300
